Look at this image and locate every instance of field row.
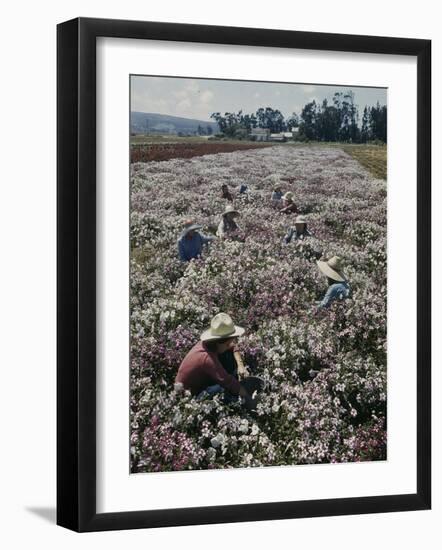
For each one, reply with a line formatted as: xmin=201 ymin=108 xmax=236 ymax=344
xmin=131 ymin=141 xmax=272 ymax=163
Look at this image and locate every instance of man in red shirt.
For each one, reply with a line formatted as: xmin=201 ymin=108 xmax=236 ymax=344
xmin=175 ymin=313 xmax=254 ymax=407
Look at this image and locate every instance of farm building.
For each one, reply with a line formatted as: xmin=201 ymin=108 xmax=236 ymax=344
xmin=269 ymin=133 xmax=287 ymax=142
xmin=250 ymin=128 xmax=270 ymax=141
xmin=250 ymin=128 xmax=295 ymax=142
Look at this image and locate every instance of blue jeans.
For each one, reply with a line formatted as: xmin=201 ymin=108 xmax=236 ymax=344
xmin=196 ymin=384 xmax=239 ymax=404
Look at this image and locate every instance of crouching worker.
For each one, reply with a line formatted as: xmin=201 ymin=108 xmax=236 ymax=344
xmin=216 ymin=205 xmax=244 ymax=241
xmin=316 ymin=255 xmax=351 ymax=308
xmin=279 ymin=191 xmax=298 ymax=214
xmin=178 ymin=219 xmax=215 ymax=262
xmin=283 ymin=216 xmax=312 ymax=244
xmin=174 ymin=313 xmax=256 ymax=410
xmin=221 ymin=183 xmax=234 ymax=202
xmin=271 ymin=185 xmax=283 ymax=207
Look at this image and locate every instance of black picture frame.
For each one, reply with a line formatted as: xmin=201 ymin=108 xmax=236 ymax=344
xmin=57 ymin=17 xmax=431 ymax=532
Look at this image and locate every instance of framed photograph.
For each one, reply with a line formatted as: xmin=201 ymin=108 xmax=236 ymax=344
xmin=57 ymin=17 xmax=431 ymax=532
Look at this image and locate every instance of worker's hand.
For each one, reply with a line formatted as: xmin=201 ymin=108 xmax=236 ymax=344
xmin=234 ymin=351 xmax=249 ymax=379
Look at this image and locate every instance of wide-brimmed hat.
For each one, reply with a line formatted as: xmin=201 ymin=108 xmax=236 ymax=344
xmin=282 ymin=191 xmax=294 ymax=201
xmin=201 ymin=313 xmax=245 ymax=342
xmin=222 ymin=205 xmax=240 ymax=217
xmin=182 ymin=219 xmax=202 ymax=236
xmin=316 ymin=256 xmax=346 ymax=282
xmin=294 ymin=216 xmax=307 ymax=225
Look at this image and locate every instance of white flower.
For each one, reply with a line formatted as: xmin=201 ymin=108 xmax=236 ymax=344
xmin=238 ymin=420 xmax=249 ymax=434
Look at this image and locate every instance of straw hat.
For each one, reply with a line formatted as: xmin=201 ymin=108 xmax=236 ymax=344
xmin=294 ymin=216 xmax=307 ymax=225
xmin=181 ymin=219 xmax=202 ymax=236
xmin=201 ymin=313 xmax=245 ymax=342
xmin=222 ymin=204 xmax=240 ymax=217
xmin=282 ymin=191 xmax=294 ymax=201
xmin=316 ymin=256 xmax=346 ymax=282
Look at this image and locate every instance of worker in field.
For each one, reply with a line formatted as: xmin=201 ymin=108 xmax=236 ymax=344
xmin=221 ymin=183 xmax=234 ymax=202
xmin=177 ymin=219 xmax=215 ymax=262
xmin=236 ymin=183 xmax=250 ymax=203
xmin=279 ymin=191 xmax=298 ymax=214
xmin=174 ymin=313 xmax=262 ymax=410
xmin=216 ymin=205 xmax=244 ymax=241
xmin=316 ymin=256 xmax=351 ymax=308
xmin=271 ymin=184 xmax=283 ymax=207
xmin=283 ymin=216 xmax=312 ymax=244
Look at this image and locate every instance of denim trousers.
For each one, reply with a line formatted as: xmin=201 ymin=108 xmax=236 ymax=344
xmin=196 ymin=384 xmax=239 ymax=404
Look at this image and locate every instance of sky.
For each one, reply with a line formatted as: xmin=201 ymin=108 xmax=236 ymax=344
xmin=131 ymin=75 xmax=387 ymax=123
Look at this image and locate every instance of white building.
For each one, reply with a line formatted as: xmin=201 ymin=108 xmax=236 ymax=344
xmin=250 ymin=128 xmax=270 ymax=141
xmin=269 ymin=133 xmax=286 ymax=142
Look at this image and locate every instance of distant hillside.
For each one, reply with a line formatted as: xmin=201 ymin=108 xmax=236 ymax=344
xmin=131 ymin=112 xmax=219 ymax=135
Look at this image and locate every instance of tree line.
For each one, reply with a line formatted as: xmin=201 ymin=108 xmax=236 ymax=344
xmin=210 ymin=91 xmax=387 ymax=143
xmin=210 ymin=108 xmax=292 ymax=138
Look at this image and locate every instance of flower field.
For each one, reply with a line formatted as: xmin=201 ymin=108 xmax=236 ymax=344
xmin=130 ymin=145 xmax=387 ymax=473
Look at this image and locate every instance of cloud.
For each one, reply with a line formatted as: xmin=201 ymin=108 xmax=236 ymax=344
xmin=169 ymin=83 xmax=214 ymax=117
xmin=185 ymin=81 xmax=200 ymax=93
xmin=131 ymin=90 xmax=170 ymax=114
xmin=177 ymin=98 xmax=192 ymax=111
xmin=200 ymin=90 xmax=214 ymax=104
xmin=301 ymin=85 xmax=317 ymax=93
xmin=173 ymin=81 xmax=199 ymax=100
xmin=174 ymin=89 xmax=189 ymax=100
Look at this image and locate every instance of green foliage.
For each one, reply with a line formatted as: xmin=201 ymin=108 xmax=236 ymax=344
xmin=211 ymin=93 xmax=386 ymax=145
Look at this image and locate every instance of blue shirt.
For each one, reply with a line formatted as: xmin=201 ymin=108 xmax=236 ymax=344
xmin=178 ymin=232 xmax=213 ymax=262
xmin=283 ymin=227 xmax=312 ymax=244
xmin=271 ymin=190 xmax=283 ymax=202
xmin=319 ymin=281 xmax=351 ymax=308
